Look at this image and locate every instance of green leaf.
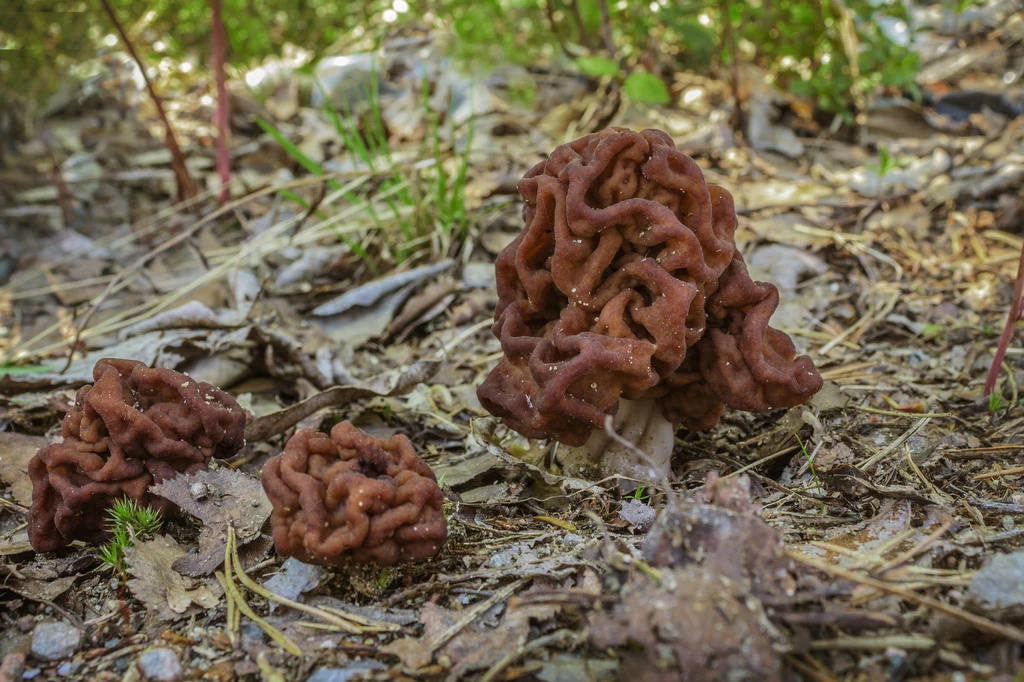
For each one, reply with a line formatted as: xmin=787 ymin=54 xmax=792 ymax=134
xmin=623 ymin=70 xmax=671 ymax=105
xmin=921 ymin=324 xmax=944 ymax=336
xmin=576 ymin=55 xmax=620 ymax=78
xmin=0 ymin=363 xmax=55 ymax=377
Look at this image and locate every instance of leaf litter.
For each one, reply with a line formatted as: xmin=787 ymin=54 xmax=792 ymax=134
xmin=1 ymin=13 xmax=1024 ymax=682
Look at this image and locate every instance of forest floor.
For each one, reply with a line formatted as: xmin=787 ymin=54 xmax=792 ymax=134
xmin=2 ymin=10 xmax=1024 ymax=682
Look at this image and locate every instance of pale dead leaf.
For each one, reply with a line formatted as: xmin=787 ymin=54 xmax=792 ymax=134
xmin=125 ymin=535 xmax=221 ymax=621
xmin=263 ymin=557 xmax=330 ymax=613
xmin=150 ymin=468 xmax=272 ymax=576
xmin=6 ymin=574 xmax=79 ymax=603
xmin=0 ymin=528 xmax=32 ymax=556
xmin=382 ymin=636 xmax=434 ymax=670
xmin=0 ymin=431 xmax=43 ymax=506
xmin=312 ymin=260 xmax=454 ymax=317
xmin=244 ymin=360 xmax=440 ymax=442
xmin=386 ymin=583 xmax=562 ymax=679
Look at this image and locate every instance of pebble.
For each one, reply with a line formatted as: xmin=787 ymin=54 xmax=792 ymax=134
xmin=136 ymin=648 xmax=182 ymax=682
xmin=307 ymin=662 xmax=386 ymax=682
xmin=15 ymin=618 xmax=34 ymax=634
xmin=0 ymin=653 xmax=26 ymax=682
xmin=56 ymin=661 xmax=82 ymax=676
xmin=29 ymin=622 xmax=81 ymax=662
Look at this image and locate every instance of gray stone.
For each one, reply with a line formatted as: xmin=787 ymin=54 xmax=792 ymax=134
xmin=56 ymin=661 xmax=82 ymax=676
xmin=307 ymin=661 xmax=386 ymax=682
xmin=136 ymin=648 xmax=182 ymax=682
xmin=29 ymin=622 xmax=82 ymax=662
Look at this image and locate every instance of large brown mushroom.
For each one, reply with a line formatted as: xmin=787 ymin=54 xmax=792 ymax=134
xmin=477 ymin=128 xmax=822 ymax=483
xmin=28 ymin=358 xmax=246 ymax=552
xmin=261 ymin=421 xmax=447 ymax=568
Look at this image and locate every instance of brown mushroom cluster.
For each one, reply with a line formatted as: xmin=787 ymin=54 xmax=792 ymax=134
xmin=28 ymin=358 xmax=246 ymax=552
xmin=261 ymin=421 xmax=447 ymax=567
xmin=478 ymin=127 xmax=822 ymax=450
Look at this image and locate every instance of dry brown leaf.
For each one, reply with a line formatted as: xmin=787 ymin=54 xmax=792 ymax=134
xmin=5 ymin=574 xmax=79 ymax=603
xmin=125 ymin=535 xmax=221 ymax=621
xmin=243 ymin=360 xmax=440 ymax=442
xmin=0 ymin=431 xmax=44 ymax=506
xmin=385 ymin=583 xmax=561 ymax=679
xmin=150 ymin=468 xmax=272 ymax=576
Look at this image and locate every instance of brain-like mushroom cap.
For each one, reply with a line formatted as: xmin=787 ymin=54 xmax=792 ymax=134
xmin=477 ymin=127 xmax=822 ymax=446
xmin=261 ymin=421 xmax=448 ymax=567
xmin=28 ymin=358 xmax=247 ymax=552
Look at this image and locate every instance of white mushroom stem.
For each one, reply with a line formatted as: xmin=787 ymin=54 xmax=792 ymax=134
xmin=564 ymin=398 xmax=675 ymax=491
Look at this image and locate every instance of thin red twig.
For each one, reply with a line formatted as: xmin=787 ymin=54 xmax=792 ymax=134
xmin=210 ymin=0 xmax=231 ymax=203
xmin=97 ymin=0 xmax=196 ymax=202
xmin=985 ymin=240 xmax=1024 ymax=396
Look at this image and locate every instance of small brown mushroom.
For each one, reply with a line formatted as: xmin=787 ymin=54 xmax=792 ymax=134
xmin=261 ymin=421 xmax=447 ymax=567
xmin=28 ymin=358 xmax=246 ymax=552
xmin=477 ymin=128 xmax=822 ymax=483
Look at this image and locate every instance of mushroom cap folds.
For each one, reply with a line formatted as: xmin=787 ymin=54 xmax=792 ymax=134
xmin=261 ymin=421 xmax=448 ymax=567
xmin=28 ymin=358 xmax=246 ymax=552
xmin=477 ymin=127 xmax=822 ymax=446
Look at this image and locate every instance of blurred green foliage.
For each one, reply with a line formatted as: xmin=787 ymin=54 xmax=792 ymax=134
xmin=3 ymin=0 xmax=922 ymax=116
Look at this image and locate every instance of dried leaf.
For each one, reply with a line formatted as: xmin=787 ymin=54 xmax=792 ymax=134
xmin=0 ymin=431 xmax=43 ymax=506
xmin=262 ymin=557 xmax=330 ymax=613
xmin=312 ymin=260 xmax=454 ymax=316
xmin=968 ymin=550 xmax=1024 ymax=613
xmin=387 ymin=277 xmax=458 ymax=340
xmin=244 ymin=360 xmax=440 ymax=442
xmin=117 ymin=301 xmax=220 ymax=339
xmin=0 ymin=529 xmax=32 ymax=556
xmin=125 ymin=535 xmax=221 ymax=620
xmin=6 ymin=574 xmax=79 ymax=603
xmin=0 ymin=329 xmax=213 ymax=394
xmin=150 ymin=468 xmax=272 ymax=576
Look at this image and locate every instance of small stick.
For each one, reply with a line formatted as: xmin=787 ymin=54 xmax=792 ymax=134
xmin=973 ymin=464 xmax=1024 ymax=480
xmin=220 ymin=531 xmax=302 ymax=655
xmin=787 ymin=549 xmax=1024 ymax=643
xmin=227 ymin=528 xmax=393 ymax=634
xmin=429 ymin=579 xmax=526 ymax=653
xmin=222 ymin=535 xmax=238 ymax=646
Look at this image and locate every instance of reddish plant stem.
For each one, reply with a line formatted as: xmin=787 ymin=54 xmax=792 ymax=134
xmin=210 ymin=0 xmax=231 ymax=203
xmin=97 ymin=0 xmax=196 ymax=202
xmin=42 ymin=133 xmax=73 ymax=228
xmin=985 ymin=240 xmax=1024 ymax=396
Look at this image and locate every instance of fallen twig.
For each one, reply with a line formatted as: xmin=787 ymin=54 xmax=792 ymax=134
xmin=787 ymin=549 xmax=1024 ymax=644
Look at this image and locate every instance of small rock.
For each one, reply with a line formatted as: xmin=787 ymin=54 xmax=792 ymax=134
xmin=15 ymin=618 xmax=34 ymax=634
xmin=136 ymin=648 xmax=182 ymax=682
xmin=307 ymin=661 xmax=387 ymax=682
xmin=55 ymin=661 xmax=80 ymax=676
xmin=239 ymin=622 xmax=264 ymax=649
xmin=0 ymin=654 xmax=26 ymax=682
xmin=22 ymin=670 xmax=40 ymax=680
xmin=29 ymin=622 xmax=81 ymax=662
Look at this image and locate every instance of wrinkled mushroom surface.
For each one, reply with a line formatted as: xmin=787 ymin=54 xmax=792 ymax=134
xmin=28 ymin=358 xmax=246 ymax=552
xmin=478 ymin=127 xmax=822 ymax=447
xmin=261 ymin=421 xmax=447 ymax=567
